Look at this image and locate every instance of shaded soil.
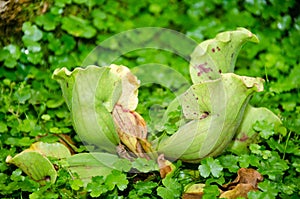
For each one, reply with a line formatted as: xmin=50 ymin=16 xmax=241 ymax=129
xmin=0 ymin=0 xmax=48 ymax=46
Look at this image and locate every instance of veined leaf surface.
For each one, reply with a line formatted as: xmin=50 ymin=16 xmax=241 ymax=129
xmin=53 ymin=65 xmax=122 ymax=152
xmin=190 ymin=28 xmax=259 ymax=84
xmin=157 ymin=73 xmax=264 ymax=162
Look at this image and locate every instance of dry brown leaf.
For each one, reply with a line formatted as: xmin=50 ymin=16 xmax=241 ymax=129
xmin=113 ymin=104 xmax=151 ymax=159
xmin=220 ymin=183 xmax=255 ymax=199
xmin=157 ymin=154 xmax=175 ymax=178
xmin=182 ymin=183 xmax=207 ymax=199
xmin=56 ymin=134 xmax=77 ymax=154
xmin=116 ymin=144 xmax=136 ymax=161
xmin=181 ymin=168 xmax=263 ymax=199
xmin=182 ymin=193 xmax=203 ymax=199
xmin=110 ymin=64 xmax=140 ymax=111
xmin=220 ymin=168 xmax=263 ymax=199
xmin=223 ymin=168 xmax=263 ymax=189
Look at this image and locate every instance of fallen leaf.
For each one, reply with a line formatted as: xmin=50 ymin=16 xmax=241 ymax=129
xmin=5 ymin=142 xmax=72 ymax=185
xmin=220 ymin=183 xmax=254 ymax=199
xmin=57 ymin=134 xmax=77 ymax=154
xmin=220 ymin=168 xmax=263 ymax=199
xmin=157 ymin=154 xmax=176 ymax=178
xmin=181 ymin=168 xmax=263 ymax=199
xmin=182 ymin=183 xmax=207 ymax=199
xmin=182 ymin=193 xmax=203 ymax=199
xmin=6 ymin=151 xmax=57 ymax=185
xmin=223 ymin=168 xmax=263 ymax=189
xmin=25 ymin=141 xmax=71 ymax=159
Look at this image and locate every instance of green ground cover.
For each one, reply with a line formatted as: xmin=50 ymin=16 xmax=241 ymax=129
xmin=0 ymin=0 xmax=299 ymax=198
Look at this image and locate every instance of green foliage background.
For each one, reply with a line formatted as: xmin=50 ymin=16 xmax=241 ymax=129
xmin=0 ymin=0 xmax=299 ymax=198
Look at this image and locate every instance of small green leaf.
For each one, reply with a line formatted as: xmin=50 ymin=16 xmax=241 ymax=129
xmin=198 ymin=157 xmax=223 ymax=178
xmin=61 ymin=16 xmax=97 ymax=38
xmin=249 ymin=144 xmax=261 ymax=154
xmin=131 ymin=181 xmax=158 ymax=196
xmin=219 ymin=155 xmax=239 ymax=173
xmin=5 ymin=137 xmax=34 ymax=147
xmin=210 ymin=161 xmax=224 ymax=178
xmin=18 ymin=119 xmax=35 ymax=133
xmin=47 ymin=33 xmax=76 ymax=55
xmin=54 ymin=0 xmax=71 ymax=7
xmin=157 ymin=176 xmax=182 ymax=199
xmin=13 ymin=85 xmax=32 ymax=104
xmin=157 ymin=186 xmax=175 ymax=199
xmin=73 ymin=0 xmax=87 ymax=4
xmin=49 ymin=127 xmax=62 ymax=134
xmin=198 ymin=163 xmax=210 ymax=178
xmin=0 ymin=49 xmax=9 ymax=61
xmin=4 ymin=58 xmax=17 ymax=68
xmin=70 ymin=179 xmax=84 ymax=191
xmin=86 ymin=176 xmax=107 ymax=197
xmin=258 ymin=152 xmax=289 ymax=180
xmin=10 ymin=169 xmax=24 ymax=181
xmin=0 ymin=121 xmax=8 ymax=133
xmin=22 ymin=38 xmax=42 ymax=52
xmin=46 ymin=98 xmax=65 ymax=108
xmin=41 ymin=114 xmax=51 ymax=121
xmin=25 ymin=51 xmax=43 ymax=64
xmin=257 ymin=180 xmax=278 ymax=198
xmin=238 ymin=154 xmax=260 ymax=168
xmin=202 ymin=185 xmax=220 ymax=199
xmin=35 ymin=13 xmax=60 ymax=31
xmin=4 ymin=44 xmax=21 ymax=59
xmin=105 ymin=170 xmax=128 ymax=191
xmin=254 ymin=120 xmax=275 ymax=139
xmin=149 ymin=4 xmax=162 ymax=14
xmin=22 ymin=22 xmax=43 ymax=42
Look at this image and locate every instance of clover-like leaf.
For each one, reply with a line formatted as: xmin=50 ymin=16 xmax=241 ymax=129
xmin=157 ymin=176 xmax=182 ymax=199
xmin=198 ymin=157 xmax=223 ymax=178
xmin=61 ymin=16 xmax=97 ymax=38
xmin=130 ymin=181 xmax=159 ymax=197
xmin=105 ymin=170 xmax=128 ymax=191
xmin=35 ymin=13 xmax=60 ymax=31
xmin=70 ymin=179 xmax=84 ymax=191
xmin=22 ymin=22 xmax=43 ymax=42
xmin=86 ymin=176 xmax=107 ymax=197
xmin=4 ymin=44 xmax=21 ymax=59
